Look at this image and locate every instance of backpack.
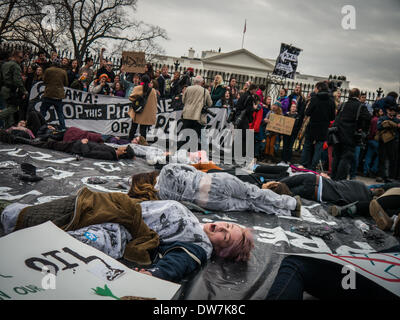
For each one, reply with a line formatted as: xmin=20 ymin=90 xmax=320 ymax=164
xmin=132 ymin=86 xmax=151 ymax=114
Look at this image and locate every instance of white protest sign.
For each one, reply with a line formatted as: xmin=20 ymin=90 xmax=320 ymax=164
xmin=0 ymin=222 xmax=180 ymax=300
xmin=290 ymin=252 xmax=400 ymax=297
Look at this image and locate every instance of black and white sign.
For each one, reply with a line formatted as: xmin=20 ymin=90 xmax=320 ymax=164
xmin=272 ymin=43 xmax=301 ymax=79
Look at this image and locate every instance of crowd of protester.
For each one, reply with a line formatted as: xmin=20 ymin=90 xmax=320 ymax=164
xmin=1 ymin=46 xmax=400 ymax=300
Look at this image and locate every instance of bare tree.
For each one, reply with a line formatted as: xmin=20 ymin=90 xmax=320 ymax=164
xmin=3 ymin=0 xmax=168 ymax=63
xmin=0 ymin=0 xmax=37 ymax=44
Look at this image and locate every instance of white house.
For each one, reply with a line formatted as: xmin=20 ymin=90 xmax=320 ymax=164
xmin=151 ymin=48 xmax=350 ymax=90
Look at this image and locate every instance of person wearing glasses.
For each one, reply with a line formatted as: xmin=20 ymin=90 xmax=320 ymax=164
xmin=0 ymin=50 xmax=28 ymax=128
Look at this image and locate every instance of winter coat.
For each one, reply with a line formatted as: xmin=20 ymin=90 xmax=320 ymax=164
xmin=71 ymin=140 xmax=118 ymax=161
xmin=150 ymin=241 xmax=207 ymax=283
xmin=377 ymin=115 xmax=400 ymax=143
xmin=14 ymin=187 xmax=160 ymax=265
xmin=63 ymin=127 xmax=103 ymax=143
xmin=305 ymin=90 xmax=336 ymax=141
xmin=182 ymin=85 xmax=212 ymax=123
xmin=372 ymin=96 xmax=397 ymax=114
xmin=235 ymin=91 xmax=255 ymax=129
xmin=334 ymin=97 xmax=371 ymax=146
xmin=89 ymin=81 xmax=112 ymax=95
xmin=67 ymin=69 xmax=80 ymax=87
xmin=70 ymin=79 xmax=89 ymax=91
xmin=43 ymin=66 xmax=68 ymax=99
xmin=128 ymin=85 xmax=158 ymax=125
xmin=157 ymin=73 xmax=171 ymax=98
xmin=249 ymin=105 xmax=264 ymax=132
xmin=0 ymin=60 xmax=28 ymax=101
xmin=277 ymin=95 xmax=290 ymax=115
xmin=210 ymin=85 xmax=226 ymax=106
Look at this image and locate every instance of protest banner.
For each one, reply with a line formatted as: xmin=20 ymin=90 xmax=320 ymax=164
xmin=266 ymin=113 xmax=295 ymax=135
xmin=121 ymin=51 xmax=146 ymax=73
xmin=28 ymin=82 xmax=234 ymax=153
xmin=290 ymin=252 xmax=400 ymax=297
xmin=0 ymin=222 xmax=180 ymax=300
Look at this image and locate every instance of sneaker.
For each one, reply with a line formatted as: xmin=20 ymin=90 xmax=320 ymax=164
xmin=291 ymin=195 xmax=302 ymax=217
xmin=369 ymin=199 xmax=393 ymax=231
xmin=244 ymin=158 xmax=256 ymax=172
xmin=328 ymin=202 xmax=358 ymax=217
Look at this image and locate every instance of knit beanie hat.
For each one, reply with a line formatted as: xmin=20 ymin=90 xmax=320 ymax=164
xmin=273 ymin=101 xmax=282 ymax=108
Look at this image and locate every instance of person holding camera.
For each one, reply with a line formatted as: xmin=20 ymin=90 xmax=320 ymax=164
xmin=232 ymin=83 xmax=258 ymax=156
xmin=178 ymin=75 xmax=212 ymax=150
xmin=179 ymin=67 xmax=194 ymax=88
xmin=40 ymin=58 xmax=69 ymax=131
xmin=0 ymin=50 xmax=28 ymax=129
xmin=331 ymin=88 xmax=371 ymax=181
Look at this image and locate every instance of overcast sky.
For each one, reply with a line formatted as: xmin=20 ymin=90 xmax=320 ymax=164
xmin=135 ymin=0 xmax=400 ymax=94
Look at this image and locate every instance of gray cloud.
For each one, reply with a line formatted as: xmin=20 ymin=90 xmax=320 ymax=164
xmin=136 ymin=0 xmax=400 ymax=93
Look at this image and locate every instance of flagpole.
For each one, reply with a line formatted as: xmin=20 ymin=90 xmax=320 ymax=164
xmin=241 ymin=19 xmax=246 ymax=48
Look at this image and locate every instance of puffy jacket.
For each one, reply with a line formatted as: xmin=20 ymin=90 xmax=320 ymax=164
xmin=149 ymin=241 xmax=208 ymax=283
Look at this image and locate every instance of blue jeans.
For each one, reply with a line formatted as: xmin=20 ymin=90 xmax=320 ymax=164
xmin=363 ymin=140 xmax=379 ymax=174
xmin=300 ymin=135 xmax=324 ymax=170
xmin=266 ymin=255 xmax=398 ymax=300
xmin=254 ymin=139 xmax=266 ymax=159
xmin=40 ymin=97 xmax=66 ymax=130
xmin=350 ymin=145 xmax=361 ymax=178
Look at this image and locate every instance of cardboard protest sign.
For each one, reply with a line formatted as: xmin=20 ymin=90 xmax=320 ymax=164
xmin=121 ymin=51 xmax=146 ymax=73
xmin=0 ymin=222 xmax=180 ymax=300
xmin=266 ymin=113 xmax=295 ymax=135
xmin=290 ymin=252 xmax=400 ymax=297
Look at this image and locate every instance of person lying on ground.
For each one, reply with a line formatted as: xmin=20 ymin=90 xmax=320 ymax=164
xmin=5 ymin=120 xmax=35 ymax=140
xmin=63 ymin=126 xmax=104 ymax=143
xmin=128 ymin=163 xmax=302 ymax=217
xmin=25 ymin=109 xmax=62 ymax=140
xmin=265 ymin=247 xmax=400 ymax=300
xmin=105 ymin=136 xmax=209 ymax=165
xmin=1 ymin=189 xmax=254 ymax=283
xmin=261 ymin=173 xmax=400 ymax=216
xmin=0 ymin=130 xmax=134 ymax=161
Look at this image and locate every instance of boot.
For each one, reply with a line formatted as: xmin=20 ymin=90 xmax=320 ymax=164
xmin=369 ymin=199 xmax=393 ymax=231
xmin=291 ymin=195 xmax=302 ymax=217
xmin=328 ymin=201 xmax=359 ymax=217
